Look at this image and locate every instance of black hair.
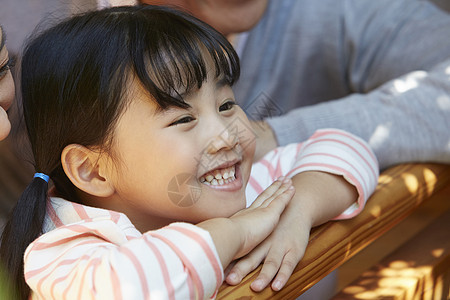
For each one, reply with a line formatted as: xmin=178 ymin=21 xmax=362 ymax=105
xmin=0 ymin=5 xmax=239 ymax=299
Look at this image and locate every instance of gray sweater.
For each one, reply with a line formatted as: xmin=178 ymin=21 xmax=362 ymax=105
xmin=233 ymin=0 xmax=450 ymax=170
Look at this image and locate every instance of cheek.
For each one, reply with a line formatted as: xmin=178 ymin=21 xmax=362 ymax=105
xmin=155 ymin=138 xmax=202 ymax=180
xmin=243 ymin=132 xmax=256 ymax=158
xmin=0 ymin=107 xmax=11 ymax=141
xmin=0 ymin=72 xmax=14 ymax=140
xmin=0 ymin=72 xmax=15 ymax=107
xmin=116 ymin=137 xmax=201 ymax=201
xmin=237 ymin=114 xmax=256 ymax=160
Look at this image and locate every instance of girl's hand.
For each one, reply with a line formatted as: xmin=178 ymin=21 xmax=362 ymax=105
xmin=225 ymin=171 xmax=357 ymax=292
xmin=229 ymin=176 xmax=295 ymax=260
xmin=197 ymin=177 xmax=295 ymax=269
xmin=225 ymin=203 xmax=311 ymax=292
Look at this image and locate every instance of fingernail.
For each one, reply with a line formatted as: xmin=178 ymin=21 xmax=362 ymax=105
xmin=277 ymin=176 xmax=285 ymax=182
xmin=227 ymin=272 xmax=238 ymax=283
xmin=288 ymin=185 xmax=294 ymax=190
xmin=283 ymin=177 xmax=291 ymax=183
xmin=273 ymin=280 xmax=283 ymax=291
xmin=251 ymin=279 xmax=264 ymax=290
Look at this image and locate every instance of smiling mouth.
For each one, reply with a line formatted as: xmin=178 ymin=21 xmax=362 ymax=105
xmin=200 ymin=164 xmax=237 ymax=186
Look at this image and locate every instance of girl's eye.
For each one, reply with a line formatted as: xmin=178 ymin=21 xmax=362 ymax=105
xmin=219 ymin=100 xmax=236 ymax=112
xmin=169 ymin=116 xmax=195 ymax=126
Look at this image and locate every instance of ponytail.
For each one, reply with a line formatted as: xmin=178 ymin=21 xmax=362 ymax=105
xmin=0 ymin=175 xmax=49 ymax=300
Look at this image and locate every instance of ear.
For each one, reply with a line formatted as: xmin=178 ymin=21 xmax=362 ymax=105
xmin=61 ymin=144 xmax=115 ymax=197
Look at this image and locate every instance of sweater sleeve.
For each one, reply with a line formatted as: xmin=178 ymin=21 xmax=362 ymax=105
xmin=266 ymin=0 xmax=450 ymax=170
xmin=267 ymin=59 xmax=450 ymax=170
xmin=247 ymin=129 xmax=379 ymax=219
xmin=24 ymin=220 xmax=223 ymax=300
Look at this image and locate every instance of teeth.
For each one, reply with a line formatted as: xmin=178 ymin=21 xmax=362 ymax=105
xmin=200 ymin=165 xmax=237 ymax=186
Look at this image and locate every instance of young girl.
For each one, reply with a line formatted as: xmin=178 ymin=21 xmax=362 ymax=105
xmin=0 ymin=5 xmax=378 ymax=299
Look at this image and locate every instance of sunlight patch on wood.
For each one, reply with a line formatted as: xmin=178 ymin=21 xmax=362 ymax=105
xmin=378 ymin=173 xmax=393 ymax=185
xmin=401 ymin=173 xmax=419 ymax=193
xmin=369 ymin=205 xmax=381 ymax=218
xmin=423 ymin=168 xmax=438 ymax=196
xmin=431 ymin=248 xmax=444 ymax=258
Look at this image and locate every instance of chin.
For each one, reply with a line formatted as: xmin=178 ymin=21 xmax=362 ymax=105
xmin=196 ymin=196 xmax=246 ymax=220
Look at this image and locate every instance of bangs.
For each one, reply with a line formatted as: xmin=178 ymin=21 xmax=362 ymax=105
xmin=128 ymin=6 xmax=240 ymax=109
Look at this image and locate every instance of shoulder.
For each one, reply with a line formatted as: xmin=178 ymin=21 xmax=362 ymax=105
xmin=41 ymin=197 xmax=140 ymax=242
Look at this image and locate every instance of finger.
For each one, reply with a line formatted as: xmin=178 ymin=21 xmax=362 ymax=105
xmin=249 ymin=177 xmax=285 ymax=208
xmin=250 ymin=249 xmax=285 ymax=292
xmin=259 ymin=180 xmax=294 ymax=209
xmin=260 ymin=185 xmax=295 ymax=213
xmin=223 ymin=260 xmax=237 ymax=278
xmin=226 ymin=243 xmax=269 ymax=285
xmin=271 ymin=251 xmax=302 ymax=291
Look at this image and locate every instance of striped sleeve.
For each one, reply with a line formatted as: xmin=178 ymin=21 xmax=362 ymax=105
xmin=246 ymin=128 xmax=379 ymax=219
xmin=25 ymin=220 xmax=223 ymax=300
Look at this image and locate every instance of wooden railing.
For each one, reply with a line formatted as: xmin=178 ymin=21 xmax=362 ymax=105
xmin=216 ymin=163 xmax=450 ymax=299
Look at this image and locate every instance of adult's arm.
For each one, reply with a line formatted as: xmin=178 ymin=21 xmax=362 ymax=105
xmin=244 ymin=0 xmax=450 ymax=170
xmin=267 ymin=58 xmax=450 ymax=170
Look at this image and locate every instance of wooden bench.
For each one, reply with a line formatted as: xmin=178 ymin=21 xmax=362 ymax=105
xmin=216 ymin=163 xmax=450 ymax=299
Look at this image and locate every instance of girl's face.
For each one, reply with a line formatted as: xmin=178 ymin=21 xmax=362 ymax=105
xmin=102 ymin=72 xmax=256 ymax=231
xmin=0 ymin=27 xmax=14 ymax=141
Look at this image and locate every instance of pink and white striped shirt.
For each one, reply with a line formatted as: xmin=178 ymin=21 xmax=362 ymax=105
xmin=24 ymin=129 xmax=378 ymax=300
xmin=246 ymin=128 xmax=378 ymax=219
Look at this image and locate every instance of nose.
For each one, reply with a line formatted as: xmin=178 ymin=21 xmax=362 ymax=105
xmin=206 ymin=119 xmax=239 ymax=154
